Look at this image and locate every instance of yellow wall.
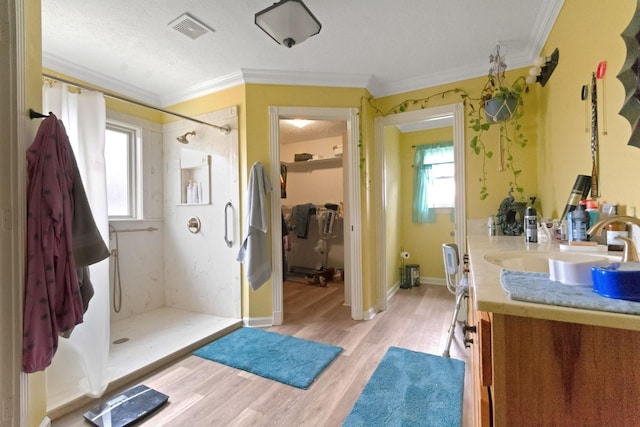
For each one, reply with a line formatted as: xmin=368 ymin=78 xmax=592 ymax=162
xmin=537 ymin=0 xmax=640 ymax=219
xmin=243 ymin=84 xmax=368 ymax=317
xmin=26 ymin=1 xmax=47 ymax=425
xmin=400 ymin=128 xmax=454 ymax=280
xmin=384 ymin=126 xmax=402 ymax=288
xmin=359 ymin=96 xmax=380 ymax=309
xmin=372 ymin=72 xmax=539 ymax=220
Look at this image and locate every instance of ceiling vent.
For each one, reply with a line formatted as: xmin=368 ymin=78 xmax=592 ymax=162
xmin=168 ymin=13 xmax=214 ymax=40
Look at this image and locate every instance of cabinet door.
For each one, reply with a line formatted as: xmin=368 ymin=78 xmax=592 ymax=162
xmin=469 ymin=294 xmax=492 ymax=426
xmin=491 ymin=315 xmax=640 ymax=425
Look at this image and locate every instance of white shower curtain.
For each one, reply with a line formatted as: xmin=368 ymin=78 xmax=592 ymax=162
xmin=43 ymin=83 xmax=111 ymax=398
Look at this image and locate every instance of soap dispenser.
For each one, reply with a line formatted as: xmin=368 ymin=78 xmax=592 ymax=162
xmin=571 ymin=202 xmax=590 ymax=242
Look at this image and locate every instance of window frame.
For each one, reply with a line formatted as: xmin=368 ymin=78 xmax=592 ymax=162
xmin=428 ymin=161 xmax=455 ymax=210
xmin=105 ymin=120 xmax=142 ymax=220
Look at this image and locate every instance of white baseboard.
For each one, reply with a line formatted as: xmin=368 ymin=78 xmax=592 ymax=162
xmin=243 ymin=317 xmax=273 ymax=328
xmin=422 ymin=276 xmax=446 ymax=286
xmin=387 ymin=281 xmax=400 ymax=300
xmin=363 ymin=306 xmax=378 ymax=320
xmin=39 ymin=417 xmax=52 ymax=427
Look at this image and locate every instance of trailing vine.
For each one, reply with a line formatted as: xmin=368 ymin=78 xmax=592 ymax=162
xmin=359 ymin=89 xmax=469 ymax=168
xmin=359 ymin=67 xmax=530 ymax=201
xmin=363 ymin=88 xmax=469 ymax=117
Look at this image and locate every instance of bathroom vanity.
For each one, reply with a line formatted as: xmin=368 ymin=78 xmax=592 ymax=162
xmin=466 ymin=235 xmax=640 ymax=426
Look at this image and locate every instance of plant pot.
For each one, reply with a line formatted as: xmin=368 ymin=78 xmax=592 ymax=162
xmin=484 ymin=94 xmax=519 ymax=123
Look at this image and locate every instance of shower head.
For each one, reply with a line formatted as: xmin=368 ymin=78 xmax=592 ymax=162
xmin=177 ymin=131 xmax=196 ymax=144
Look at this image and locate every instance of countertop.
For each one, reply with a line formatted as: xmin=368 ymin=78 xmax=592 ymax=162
xmin=467 ymin=235 xmax=640 ymax=331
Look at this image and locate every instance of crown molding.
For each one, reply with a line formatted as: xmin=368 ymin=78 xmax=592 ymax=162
xmin=161 ymin=69 xmax=372 ymax=107
xmin=160 ymin=71 xmax=245 ymax=107
xmin=527 ymin=0 xmax=564 ymax=58
xmin=240 ymin=68 xmax=372 ymax=89
xmin=42 ymin=52 xmax=162 ymax=105
xmin=43 ymin=0 xmax=563 ymax=106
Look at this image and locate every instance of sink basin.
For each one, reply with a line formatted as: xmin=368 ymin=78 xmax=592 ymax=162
xmin=484 ymin=250 xmax=617 ymax=274
xmin=484 ymin=251 xmax=554 ymax=273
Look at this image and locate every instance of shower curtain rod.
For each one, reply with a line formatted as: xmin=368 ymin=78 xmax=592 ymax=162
xmin=41 ymin=73 xmax=231 ymax=134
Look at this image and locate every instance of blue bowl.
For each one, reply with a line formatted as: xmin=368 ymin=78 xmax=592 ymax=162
xmin=591 ymin=262 xmax=640 ymax=302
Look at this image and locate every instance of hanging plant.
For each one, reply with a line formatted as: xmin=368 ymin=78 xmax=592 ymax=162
xmin=468 ymin=45 xmax=529 ymax=200
xmin=359 ymin=48 xmax=530 ymax=202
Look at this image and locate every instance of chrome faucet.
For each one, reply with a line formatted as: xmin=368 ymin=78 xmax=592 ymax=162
xmin=587 ymin=215 xmax=640 ymax=262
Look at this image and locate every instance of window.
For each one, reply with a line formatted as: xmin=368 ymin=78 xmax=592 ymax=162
xmin=104 ymin=121 xmax=140 ymax=219
xmin=412 ymin=142 xmax=454 ymax=223
xmin=429 ymin=161 xmax=455 ymax=208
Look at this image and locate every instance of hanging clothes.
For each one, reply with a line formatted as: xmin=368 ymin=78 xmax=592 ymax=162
xmin=23 ymin=114 xmax=109 ymax=373
xmin=237 ymin=161 xmax=272 ymax=290
xmin=292 ymin=203 xmax=315 ymax=238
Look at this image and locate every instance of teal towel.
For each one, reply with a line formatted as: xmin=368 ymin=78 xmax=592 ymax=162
xmin=500 ymin=269 xmax=640 ymax=315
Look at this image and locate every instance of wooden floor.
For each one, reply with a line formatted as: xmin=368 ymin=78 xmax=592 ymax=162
xmin=52 ymin=280 xmax=472 ymax=427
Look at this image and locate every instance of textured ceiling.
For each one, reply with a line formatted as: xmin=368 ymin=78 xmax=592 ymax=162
xmin=41 ymin=1 xmax=564 ymax=107
xmin=279 ymin=119 xmax=347 ymax=145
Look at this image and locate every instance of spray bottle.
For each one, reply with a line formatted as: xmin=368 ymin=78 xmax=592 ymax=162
xmin=524 ymin=197 xmax=538 ymax=243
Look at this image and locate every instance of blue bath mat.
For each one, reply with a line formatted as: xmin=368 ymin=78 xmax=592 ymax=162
xmin=343 ymin=346 xmax=465 ymax=427
xmin=193 ymin=327 xmax=342 ymax=389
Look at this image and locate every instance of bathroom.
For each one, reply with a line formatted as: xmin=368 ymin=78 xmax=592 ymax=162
xmin=45 ymin=103 xmax=243 ymax=415
xmin=6 ymin=2 xmax=640 ymax=426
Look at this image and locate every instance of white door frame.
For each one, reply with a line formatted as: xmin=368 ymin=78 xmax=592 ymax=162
xmin=269 ymin=106 xmax=362 ymax=324
xmin=373 ymin=103 xmax=466 ymax=311
xmin=5 ymin=0 xmax=30 ymax=425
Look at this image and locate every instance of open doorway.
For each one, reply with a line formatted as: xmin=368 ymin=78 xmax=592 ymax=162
xmin=279 ymin=118 xmax=346 ymax=286
xmin=374 ymin=103 xmax=466 ymax=310
xmin=269 ymin=107 xmax=362 ymax=325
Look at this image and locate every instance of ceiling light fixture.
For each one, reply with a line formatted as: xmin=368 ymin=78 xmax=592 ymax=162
xmin=288 ymin=119 xmax=312 ymax=128
xmin=255 ymin=0 xmax=322 ymax=48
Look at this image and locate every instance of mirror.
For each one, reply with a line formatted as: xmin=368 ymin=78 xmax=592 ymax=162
xmin=179 ymin=147 xmax=211 ymax=205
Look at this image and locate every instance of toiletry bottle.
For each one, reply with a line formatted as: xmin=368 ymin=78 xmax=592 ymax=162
xmin=606 ymin=205 xmax=628 ymax=251
xmin=566 ymin=212 xmax=574 ymax=241
xmin=558 ymin=219 xmax=567 ymax=241
xmin=487 ymin=216 xmax=496 ymax=236
xmin=537 ymin=222 xmax=549 ymax=243
xmin=585 ymin=199 xmax=599 ymax=228
xmin=571 ymin=203 xmax=589 ymax=242
xmin=552 ymin=219 xmax=561 ymax=241
xmin=524 ymin=206 xmax=538 ymax=243
xmin=560 ymin=175 xmax=592 ymax=222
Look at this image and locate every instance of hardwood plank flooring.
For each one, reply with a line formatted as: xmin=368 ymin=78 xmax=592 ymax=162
xmin=52 ymin=281 xmax=472 ymax=427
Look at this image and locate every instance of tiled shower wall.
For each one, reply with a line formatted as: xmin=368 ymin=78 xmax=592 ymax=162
xmin=107 ymin=110 xmax=165 ymax=322
xmin=107 ymin=107 xmax=241 ymax=322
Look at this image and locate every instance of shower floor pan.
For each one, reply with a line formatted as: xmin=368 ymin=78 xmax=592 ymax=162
xmin=47 ymin=307 xmax=241 ymax=418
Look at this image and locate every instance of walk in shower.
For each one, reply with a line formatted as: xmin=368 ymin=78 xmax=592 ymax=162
xmin=46 ymin=107 xmax=242 ymax=416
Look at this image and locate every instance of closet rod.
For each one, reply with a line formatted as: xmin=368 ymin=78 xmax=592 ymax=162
xmin=41 ymin=73 xmax=231 ymax=134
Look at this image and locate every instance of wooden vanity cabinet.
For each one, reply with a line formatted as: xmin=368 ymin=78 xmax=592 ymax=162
xmin=468 ymin=291 xmax=492 ymax=427
xmin=468 ymin=296 xmax=640 ymax=426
